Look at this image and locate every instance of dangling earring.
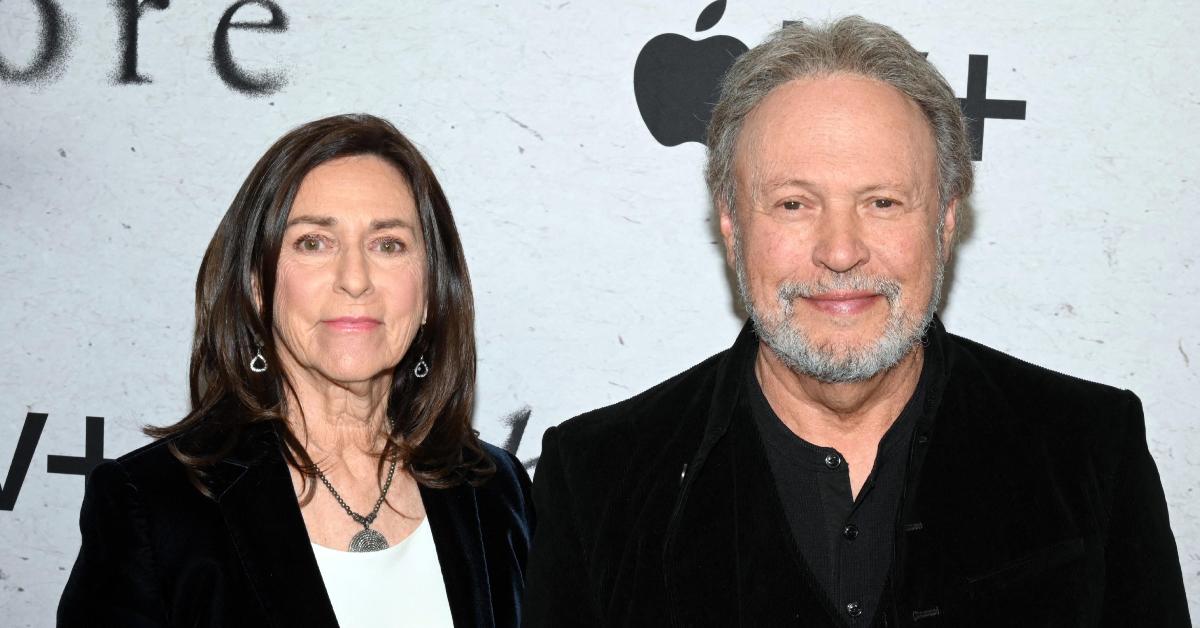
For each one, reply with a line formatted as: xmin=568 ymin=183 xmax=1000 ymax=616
xmin=249 ymin=347 xmax=268 ymax=373
xmin=413 ymin=356 xmax=430 ymax=379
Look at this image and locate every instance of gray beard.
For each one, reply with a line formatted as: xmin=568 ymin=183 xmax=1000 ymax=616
xmin=732 ymin=227 xmax=944 ymax=384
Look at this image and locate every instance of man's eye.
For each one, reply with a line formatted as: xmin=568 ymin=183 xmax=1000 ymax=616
xmin=782 ymin=200 xmax=803 ymax=210
xmin=873 ymin=199 xmax=897 ymax=209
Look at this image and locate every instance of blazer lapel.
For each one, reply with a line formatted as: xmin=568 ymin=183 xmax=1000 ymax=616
xmin=929 ymin=366 xmax=1080 ymax=562
xmin=421 ymin=482 xmax=494 ymax=628
xmin=209 ymin=428 xmax=339 ymax=627
xmin=893 ymin=330 xmax=1089 ymax=620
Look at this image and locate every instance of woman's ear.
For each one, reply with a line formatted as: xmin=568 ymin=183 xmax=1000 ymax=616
xmin=251 ymin=276 xmax=263 ymax=316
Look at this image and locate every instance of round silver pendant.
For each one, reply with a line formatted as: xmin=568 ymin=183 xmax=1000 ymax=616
xmin=349 ymin=527 xmax=389 ymax=552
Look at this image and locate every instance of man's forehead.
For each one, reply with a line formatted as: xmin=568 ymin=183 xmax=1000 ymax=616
xmin=748 ymin=73 xmax=926 ymax=123
xmin=733 ymin=75 xmax=938 ymax=191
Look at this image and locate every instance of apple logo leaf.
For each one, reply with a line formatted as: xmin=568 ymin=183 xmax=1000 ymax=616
xmin=695 ymin=0 xmax=727 ymax=33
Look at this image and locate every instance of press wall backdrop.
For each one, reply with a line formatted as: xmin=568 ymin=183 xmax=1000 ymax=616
xmin=2 ymin=0 xmax=1198 ymax=622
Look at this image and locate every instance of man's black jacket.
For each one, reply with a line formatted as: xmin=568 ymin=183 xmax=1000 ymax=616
xmin=523 ymin=319 xmax=1190 ymax=627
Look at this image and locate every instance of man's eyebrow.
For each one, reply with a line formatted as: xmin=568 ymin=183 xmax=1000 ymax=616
xmin=853 ymin=183 xmax=908 ymax=195
xmin=761 ymin=177 xmax=818 ymax=191
xmin=759 ymin=179 xmax=909 ymax=195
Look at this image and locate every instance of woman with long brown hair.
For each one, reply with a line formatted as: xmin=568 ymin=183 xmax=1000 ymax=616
xmin=58 ymin=114 xmax=532 ymax=627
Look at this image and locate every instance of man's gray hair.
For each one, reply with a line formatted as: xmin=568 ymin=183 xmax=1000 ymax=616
xmin=705 ymin=16 xmax=974 ymax=217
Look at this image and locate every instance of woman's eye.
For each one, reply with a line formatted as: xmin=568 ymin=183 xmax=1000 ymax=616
xmin=378 ymin=239 xmax=405 ymax=254
xmin=297 ymin=235 xmax=325 ymax=251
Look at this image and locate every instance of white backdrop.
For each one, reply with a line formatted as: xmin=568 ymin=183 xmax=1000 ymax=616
xmin=2 ymin=0 xmax=1197 ymax=623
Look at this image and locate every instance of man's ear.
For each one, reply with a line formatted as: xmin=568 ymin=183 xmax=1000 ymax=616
xmin=940 ymin=197 xmax=959 ymax=262
xmin=718 ymin=200 xmax=737 ymax=268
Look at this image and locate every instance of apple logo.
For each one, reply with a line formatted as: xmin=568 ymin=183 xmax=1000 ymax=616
xmin=634 ymin=1 xmax=749 ymax=146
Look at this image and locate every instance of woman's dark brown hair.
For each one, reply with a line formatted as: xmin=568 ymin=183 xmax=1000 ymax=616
xmin=147 ymin=113 xmax=493 ymax=492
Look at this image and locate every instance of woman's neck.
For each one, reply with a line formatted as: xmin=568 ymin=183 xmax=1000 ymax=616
xmin=282 ymin=366 xmax=395 ymax=467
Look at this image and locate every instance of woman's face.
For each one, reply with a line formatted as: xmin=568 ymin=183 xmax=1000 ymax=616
xmin=272 ymin=154 xmax=427 ymax=388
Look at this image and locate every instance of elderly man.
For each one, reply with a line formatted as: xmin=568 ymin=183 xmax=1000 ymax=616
xmin=523 ymin=16 xmax=1190 ymax=628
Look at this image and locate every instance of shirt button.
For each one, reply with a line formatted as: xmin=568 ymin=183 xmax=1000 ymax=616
xmin=843 ymin=524 xmax=859 ymax=540
xmin=846 ymin=602 xmax=863 ymax=618
xmin=824 ymin=453 xmax=842 ymax=469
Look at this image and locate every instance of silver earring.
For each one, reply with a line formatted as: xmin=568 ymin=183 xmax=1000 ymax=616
xmin=413 ymin=356 xmax=429 ymax=379
xmin=249 ymin=348 xmax=268 ymax=373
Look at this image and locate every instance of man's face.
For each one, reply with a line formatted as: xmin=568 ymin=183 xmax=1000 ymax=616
xmin=720 ymin=74 xmax=956 ymax=383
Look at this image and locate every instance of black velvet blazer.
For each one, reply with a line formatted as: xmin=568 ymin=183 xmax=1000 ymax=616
xmin=58 ymin=424 xmax=534 ymax=627
xmin=523 ymin=319 xmax=1191 ymax=627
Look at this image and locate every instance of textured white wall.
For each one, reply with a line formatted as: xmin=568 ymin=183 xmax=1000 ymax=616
xmin=1 ymin=1 xmax=1196 ymax=623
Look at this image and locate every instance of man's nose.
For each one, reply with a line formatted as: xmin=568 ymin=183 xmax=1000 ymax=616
xmin=811 ymin=206 xmax=869 ymax=273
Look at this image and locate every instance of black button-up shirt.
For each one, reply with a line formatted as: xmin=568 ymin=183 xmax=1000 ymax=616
xmin=749 ymin=344 xmax=936 ymax=625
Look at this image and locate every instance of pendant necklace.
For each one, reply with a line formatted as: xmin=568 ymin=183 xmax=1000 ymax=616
xmin=316 ymin=456 xmax=399 ymax=552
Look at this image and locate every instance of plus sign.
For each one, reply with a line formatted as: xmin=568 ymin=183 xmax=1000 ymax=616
xmin=48 ymin=416 xmax=112 ymax=477
xmin=957 ymin=55 xmax=1026 ymax=161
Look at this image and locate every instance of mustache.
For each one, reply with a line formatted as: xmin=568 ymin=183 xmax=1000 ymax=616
xmin=777 ymin=273 xmax=902 ymax=303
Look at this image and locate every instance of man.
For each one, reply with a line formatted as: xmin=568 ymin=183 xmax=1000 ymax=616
xmin=523 ymin=16 xmax=1190 ymax=628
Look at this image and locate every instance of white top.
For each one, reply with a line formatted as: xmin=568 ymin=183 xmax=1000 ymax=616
xmin=311 ymin=517 xmax=454 ymax=628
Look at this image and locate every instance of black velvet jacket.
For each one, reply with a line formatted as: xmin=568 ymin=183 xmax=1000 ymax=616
xmin=58 ymin=424 xmax=534 ymax=627
xmin=523 ymin=319 xmax=1190 ymax=627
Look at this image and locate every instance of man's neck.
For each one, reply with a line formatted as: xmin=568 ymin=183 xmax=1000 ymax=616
xmin=754 ymin=341 xmax=923 ymax=477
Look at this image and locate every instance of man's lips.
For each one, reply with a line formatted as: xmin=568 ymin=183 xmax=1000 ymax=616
xmin=801 ymin=291 xmax=882 ymax=316
xmin=323 ymin=317 xmax=382 ymax=331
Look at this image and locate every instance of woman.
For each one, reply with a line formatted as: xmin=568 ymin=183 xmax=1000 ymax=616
xmin=58 ymin=114 xmax=533 ymax=627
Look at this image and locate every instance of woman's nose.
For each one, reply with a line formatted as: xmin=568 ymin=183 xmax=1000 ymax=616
xmin=335 ymin=246 xmax=373 ymax=298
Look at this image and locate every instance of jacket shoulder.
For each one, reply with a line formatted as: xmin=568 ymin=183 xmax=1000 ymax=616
xmin=476 ymin=440 xmax=534 ymax=526
xmin=478 ymin=440 xmax=531 ymax=496
xmin=92 ymin=436 xmax=192 ymax=496
xmin=94 ymin=423 xmax=275 ymax=511
xmin=553 ymin=349 xmax=727 ymax=450
xmin=944 ymin=332 xmax=1142 ymax=445
xmin=948 ymin=332 xmax=1133 ymax=405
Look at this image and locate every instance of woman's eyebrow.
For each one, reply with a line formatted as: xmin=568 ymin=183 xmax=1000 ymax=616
xmin=286 ymin=214 xmax=336 ymax=227
xmin=283 ymin=216 xmax=413 ymax=231
xmin=369 ymin=218 xmax=414 ymax=231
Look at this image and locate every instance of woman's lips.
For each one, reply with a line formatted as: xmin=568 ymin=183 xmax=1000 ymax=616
xmin=801 ymin=291 xmax=882 ymax=316
xmin=323 ymin=317 xmax=382 ymax=332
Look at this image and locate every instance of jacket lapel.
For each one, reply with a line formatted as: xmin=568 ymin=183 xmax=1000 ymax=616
xmin=663 ymin=323 xmax=840 ymax=627
xmin=892 ymin=325 xmax=1087 ymax=621
xmin=421 ymin=482 xmax=494 ymax=628
xmin=209 ymin=426 xmax=340 ymax=627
